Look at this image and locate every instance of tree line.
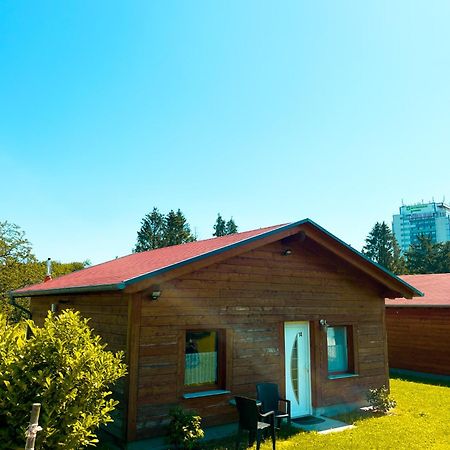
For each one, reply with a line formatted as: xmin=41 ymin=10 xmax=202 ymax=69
xmin=0 ymin=221 xmax=90 ymax=320
xmin=2 ymin=210 xmax=239 ymax=319
xmin=134 ymin=208 xmax=238 ymax=252
xmin=362 ymin=221 xmax=450 ymax=275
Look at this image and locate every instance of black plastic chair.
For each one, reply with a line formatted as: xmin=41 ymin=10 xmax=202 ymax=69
xmin=256 ymin=383 xmax=291 ymax=429
xmin=234 ymin=396 xmax=276 ymax=450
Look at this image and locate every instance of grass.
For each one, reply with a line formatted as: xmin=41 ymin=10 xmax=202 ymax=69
xmin=203 ymin=377 xmax=450 ymax=449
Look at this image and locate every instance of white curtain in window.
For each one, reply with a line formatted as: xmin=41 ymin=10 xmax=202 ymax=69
xmin=185 ymin=352 xmax=217 ymax=385
xmin=327 ymin=327 xmax=348 ymax=373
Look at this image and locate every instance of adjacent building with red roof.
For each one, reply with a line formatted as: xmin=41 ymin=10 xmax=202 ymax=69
xmin=386 ymin=273 xmax=450 ymax=376
xmin=12 ymin=219 xmax=422 ymax=444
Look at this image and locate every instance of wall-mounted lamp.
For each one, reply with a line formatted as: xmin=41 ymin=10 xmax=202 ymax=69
xmin=149 ymin=285 xmax=161 ymax=301
xmin=319 ymin=319 xmax=329 ymax=329
xmin=282 ymin=249 xmax=292 ymax=256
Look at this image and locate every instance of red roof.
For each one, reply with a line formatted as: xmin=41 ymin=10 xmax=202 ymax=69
xmin=12 ymin=218 xmax=422 ymax=299
xmin=13 ymin=224 xmax=286 ymax=296
xmin=386 ymin=273 xmax=450 ymax=307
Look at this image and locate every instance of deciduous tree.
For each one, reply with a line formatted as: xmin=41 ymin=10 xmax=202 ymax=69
xmin=0 ymin=221 xmax=90 ymax=320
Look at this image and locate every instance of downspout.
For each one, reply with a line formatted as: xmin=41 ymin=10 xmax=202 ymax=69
xmin=9 ymin=291 xmax=32 ymax=320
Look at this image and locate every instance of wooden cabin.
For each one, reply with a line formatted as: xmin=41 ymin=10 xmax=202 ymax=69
xmin=386 ymin=273 xmax=450 ymax=376
xmin=12 ymin=219 xmax=421 ymax=444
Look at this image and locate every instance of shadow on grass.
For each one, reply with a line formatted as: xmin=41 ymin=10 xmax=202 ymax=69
xmin=201 ymin=424 xmax=305 ymax=450
xmin=390 ymin=372 xmax=450 ymax=388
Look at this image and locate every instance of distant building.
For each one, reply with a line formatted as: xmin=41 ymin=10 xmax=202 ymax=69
xmin=393 ymin=201 xmax=450 ymax=253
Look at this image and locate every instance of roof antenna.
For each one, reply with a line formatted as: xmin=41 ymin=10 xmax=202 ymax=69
xmin=44 ymin=258 xmax=52 ymax=282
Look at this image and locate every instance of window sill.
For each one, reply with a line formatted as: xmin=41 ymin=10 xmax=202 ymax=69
xmin=183 ymin=390 xmax=231 ymax=399
xmin=328 ymin=373 xmax=359 ymax=380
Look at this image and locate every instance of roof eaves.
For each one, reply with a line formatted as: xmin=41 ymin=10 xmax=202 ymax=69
xmin=123 ymin=220 xmax=309 ymax=287
xmin=11 ymin=282 xmax=126 ymax=298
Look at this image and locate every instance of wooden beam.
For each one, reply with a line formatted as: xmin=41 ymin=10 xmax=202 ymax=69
xmin=126 ymin=292 xmax=142 ymax=441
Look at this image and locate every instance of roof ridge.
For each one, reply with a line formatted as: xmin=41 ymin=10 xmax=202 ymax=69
xmin=137 ymin=222 xmax=288 ymax=255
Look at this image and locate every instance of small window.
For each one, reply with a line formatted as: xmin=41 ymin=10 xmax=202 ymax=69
xmin=327 ymin=326 xmax=354 ymax=375
xmin=185 ymin=330 xmax=222 ymax=388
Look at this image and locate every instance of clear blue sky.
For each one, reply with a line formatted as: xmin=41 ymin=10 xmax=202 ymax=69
xmin=1 ymin=1 xmax=449 ymax=265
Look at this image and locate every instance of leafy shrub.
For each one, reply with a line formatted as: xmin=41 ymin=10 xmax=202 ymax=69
xmin=167 ymin=406 xmax=204 ymax=449
xmin=367 ymin=385 xmax=397 ymax=413
xmin=0 ymin=310 xmax=127 ymax=449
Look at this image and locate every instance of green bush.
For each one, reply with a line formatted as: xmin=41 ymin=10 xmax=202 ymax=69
xmin=167 ymin=406 xmax=204 ymax=449
xmin=367 ymin=385 xmax=397 ymax=413
xmin=0 ymin=310 xmax=127 ymax=449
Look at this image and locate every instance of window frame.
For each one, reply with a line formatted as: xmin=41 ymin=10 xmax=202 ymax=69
xmin=183 ymin=328 xmax=226 ymax=394
xmin=326 ymin=324 xmax=356 ymax=377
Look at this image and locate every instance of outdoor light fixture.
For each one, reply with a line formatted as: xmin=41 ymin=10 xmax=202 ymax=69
xmin=319 ymin=319 xmax=329 ymax=329
xmin=151 ymin=290 xmax=161 ymax=301
xmin=282 ymin=249 xmax=292 ymax=256
xmin=149 ymin=285 xmax=161 ymax=301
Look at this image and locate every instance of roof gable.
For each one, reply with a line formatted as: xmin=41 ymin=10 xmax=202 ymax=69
xmin=12 ymin=219 xmax=422 ymax=299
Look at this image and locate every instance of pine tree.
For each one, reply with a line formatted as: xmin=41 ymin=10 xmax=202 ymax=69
xmin=134 ymin=208 xmax=196 ymax=252
xmin=213 ymin=214 xmax=227 ymax=237
xmin=362 ymin=222 xmax=406 ymax=274
xmin=212 ymin=214 xmax=238 ymax=237
xmin=134 ymin=207 xmax=165 ymax=252
xmin=405 ymin=234 xmax=439 ymax=274
xmin=225 ymin=218 xmax=238 ymax=235
xmin=436 ymin=242 xmax=450 ymax=273
xmin=164 ymin=209 xmax=196 ymax=247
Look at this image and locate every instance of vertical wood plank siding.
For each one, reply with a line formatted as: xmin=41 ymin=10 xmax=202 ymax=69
xmin=386 ymin=307 xmax=450 ymax=376
xmin=135 ymin=239 xmax=388 ymax=439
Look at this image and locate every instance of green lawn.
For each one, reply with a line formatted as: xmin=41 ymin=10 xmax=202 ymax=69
xmin=205 ymin=377 xmax=450 ymax=449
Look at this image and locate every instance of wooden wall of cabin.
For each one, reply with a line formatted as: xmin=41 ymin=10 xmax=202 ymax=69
xmin=29 ymin=292 xmax=128 ymax=439
xmin=386 ymin=307 xmax=450 ymax=376
xmin=134 ymin=238 xmax=388 ymax=440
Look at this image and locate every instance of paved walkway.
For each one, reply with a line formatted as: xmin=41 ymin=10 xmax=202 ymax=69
xmin=291 ymin=415 xmax=354 ymax=434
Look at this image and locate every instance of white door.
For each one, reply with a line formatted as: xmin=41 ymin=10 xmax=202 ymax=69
xmin=285 ymin=322 xmax=312 ymax=417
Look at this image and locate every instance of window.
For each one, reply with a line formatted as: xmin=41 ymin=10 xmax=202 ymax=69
xmin=185 ymin=330 xmax=223 ymax=389
xmin=326 ymin=326 xmax=354 ymax=375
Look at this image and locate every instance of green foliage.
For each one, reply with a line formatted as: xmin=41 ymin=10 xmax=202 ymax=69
xmin=225 ymin=217 xmax=238 ymax=235
xmin=167 ymin=406 xmax=204 ymax=449
xmin=0 ymin=310 xmax=127 ymax=449
xmin=212 ymin=214 xmax=238 ymax=237
xmin=134 ymin=208 xmax=196 ymax=252
xmin=0 ymin=221 xmax=37 ymax=319
xmin=134 ymin=207 xmax=166 ymax=252
xmin=405 ymin=234 xmax=450 ymax=274
xmin=362 ymin=222 xmax=406 ymax=274
xmin=165 ymin=209 xmax=196 ymax=247
xmin=367 ymin=385 xmax=397 ymax=413
xmin=363 ymin=219 xmax=450 ymax=275
xmin=0 ymin=220 xmax=89 ymax=321
xmin=212 ymin=213 xmax=227 ymax=237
